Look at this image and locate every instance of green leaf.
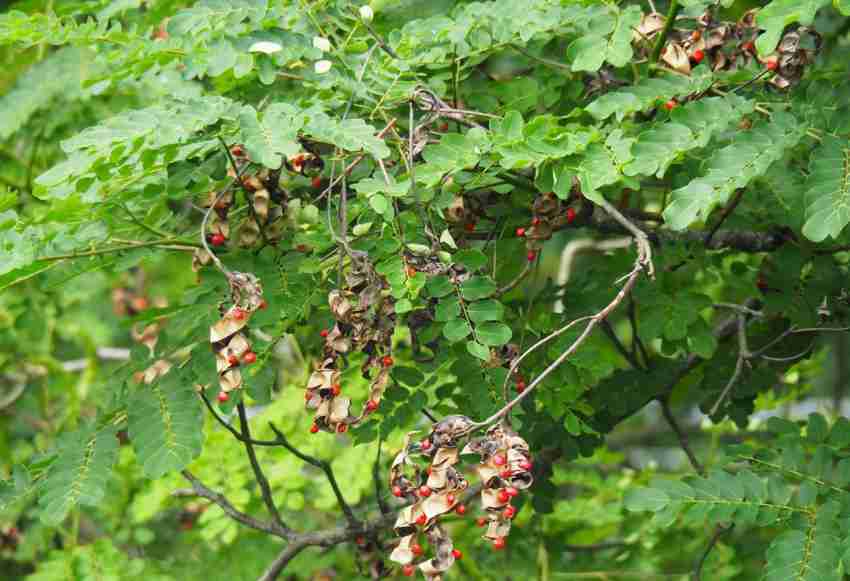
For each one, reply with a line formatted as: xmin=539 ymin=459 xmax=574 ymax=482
xmin=435 ymin=296 xmax=461 ymax=322
xmin=836 ymin=0 xmax=850 ymax=15
xmin=38 ymin=425 xmax=119 ymax=526
xmin=467 ymin=299 xmax=504 ymax=323
xmin=585 ymin=72 xmax=714 ymax=122
xmin=806 ymin=413 xmax=828 ymax=443
xmin=460 ymin=276 xmax=497 ymax=300
xmin=624 ymin=487 xmax=670 ymax=512
xmin=663 ymin=113 xmax=804 ymax=230
xmin=239 ymin=103 xmax=302 ymax=169
xmin=566 ymin=5 xmax=641 ymax=72
xmin=755 ymin=0 xmax=829 ymax=55
xmin=426 ymin=275 xmax=454 ymax=298
xmin=802 ymin=135 xmax=850 ymax=242
xmin=828 ymin=417 xmax=850 ymax=447
xmin=476 ymin=322 xmax=512 ymax=346
xmin=466 ymin=340 xmax=491 ymax=361
xmin=128 ymin=369 xmax=204 ymax=478
xmin=764 ymin=500 xmax=841 ymax=581
xmin=443 ymin=318 xmax=472 ymax=342
xmin=454 ymin=249 xmax=489 ymax=271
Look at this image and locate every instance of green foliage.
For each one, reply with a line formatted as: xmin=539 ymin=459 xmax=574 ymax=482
xmin=1 ymin=0 xmax=850 ymax=579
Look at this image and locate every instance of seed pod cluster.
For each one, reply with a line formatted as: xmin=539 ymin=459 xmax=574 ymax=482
xmin=305 ymin=253 xmax=396 ymax=433
xmin=209 ymin=271 xmax=264 ymax=402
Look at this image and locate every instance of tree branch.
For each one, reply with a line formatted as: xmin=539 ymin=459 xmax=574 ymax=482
xmin=237 ymin=404 xmax=289 ymax=534
xmin=178 ymin=470 xmax=288 ymax=538
xmin=694 ymin=525 xmax=733 ymax=581
xmin=267 ymin=422 xmax=358 ymax=527
xmin=658 ymin=397 xmax=704 ymax=474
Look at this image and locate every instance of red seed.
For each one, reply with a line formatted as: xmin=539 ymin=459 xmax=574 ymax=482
xmin=217 ymin=391 xmax=229 ymax=403
xmin=500 ymin=469 xmax=513 ymax=478
xmin=493 ymin=537 xmax=506 ymax=550
xmin=355 ymin=536 xmax=366 ymax=546
xmin=382 ymin=355 xmax=394 ymax=367
xmin=439 ymin=122 xmax=449 ymax=131
xmin=311 ymin=176 xmax=323 ymax=189
xmin=242 ymin=351 xmax=257 ymax=364
xmin=692 ymin=49 xmax=705 ymax=63
xmin=526 ymin=251 xmax=536 ymax=262
xmin=516 ymin=227 xmax=526 ymax=237
xmin=451 ymin=549 xmax=462 ymax=560
xmin=210 ymin=233 xmax=226 ymax=246
xmin=402 ymin=564 xmax=415 ymax=577
xmin=455 ymin=504 xmax=466 ymax=515
xmin=743 ymin=41 xmax=755 ymax=53
xmin=392 ymin=485 xmax=404 ymax=497
xmin=310 ymin=423 xmax=319 ymax=434
xmin=566 ymin=207 xmax=576 ymax=224
xmin=531 ymin=217 xmax=541 ymax=226
xmin=233 ymin=308 xmax=246 ymax=320
xmin=331 ymin=383 xmax=341 ymax=396
xmin=366 ymin=400 xmax=379 ymax=413
xmin=320 ymin=329 xmax=329 ymax=338
xmin=497 ymin=490 xmax=511 ymax=503
xmin=447 ymin=494 xmax=456 ymax=505
xmin=464 ymin=222 xmax=475 ymax=232
xmin=519 ymin=459 xmax=533 ymax=471
xmin=516 ymin=381 xmax=526 ymax=393
xmin=419 ymin=485 xmax=432 ymax=498
xmin=227 ymin=354 xmax=239 ymax=366
xmin=230 ymin=145 xmax=245 ymax=157
xmin=415 ymin=513 xmax=427 ymax=526
xmin=420 ymin=439 xmax=431 ymax=451
xmin=664 ymin=99 xmax=677 ymax=111
xmin=503 ymin=505 xmax=517 ymax=519
xmin=305 ymin=391 xmax=312 ymax=401
xmin=258 ymin=299 xmax=268 ymax=310
xmin=411 ymin=543 xmax=424 ymax=556
xmin=337 ymin=423 xmax=348 ymax=433
xmin=426 ymin=466 xmax=432 ymax=476
xmin=506 ymin=487 xmax=519 ymax=498
xmin=476 ymin=517 xmax=487 ymax=527
xmin=493 ymin=454 xmax=507 ymax=467
xmin=766 ymin=58 xmax=778 ymax=71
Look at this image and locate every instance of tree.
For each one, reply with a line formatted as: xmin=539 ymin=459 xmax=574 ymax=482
xmin=1 ymin=0 xmax=850 ymax=579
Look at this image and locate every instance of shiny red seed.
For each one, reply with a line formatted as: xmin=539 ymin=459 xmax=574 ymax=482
xmin=476 ymin=517 xmax=487 ymax=527
xmin=519 ymin=460 xmax=533 ymax=471
xmin=506 ymin=487 xmax=519 ymax=498
xmin=447 ymin=494 xmax=456 ymax=505
xmin=493 ymin=537 xmax=506 ymax=550
xmin=503 ymin=506 xmax=516 ymax=519
xmin=455 ymin=504 xmax=466 ymax=515
xmin=497 ymin=490 xmax=510 ymax=503
xmin=366 ymin=400 xmax=379 ymax=412
xmin=227 ymin=354 xmax=239 ymax=366
xmin=331 ymin=383 xmax=341 ymax=396
xmin=210 ymin=233 xmax=225 ymax=246
xmin=392 ymin=485 xmax=403 ymax=498
xmin=382 ymin=355 xmax=394 ymax=367
xmin=421 ymin=440 xmax=431 ymax=451
xmin=233 ymin=308 xmax=246 ymax=320
xmin=743 ymin=41 xmax=755 ymax=53
xmin=692 ymin=49 xmax=705 ymax=63
xmin=217 ymin=391 xmax=229 ymax=403
xmin=664 ymin=99 xmax=677 ymax=111
xmin=337 ymin=423 xmax=348 ymax=433
xmin=531 ymin=217 xmax=541 ymax=226
xmin=493 ymin=454 xmax=506 ymax=466
xmin=500 ymin=469 xmax=513 ymax=478
xmin=566 ymin=207 xmax=576 ymax=224
xmin=516 ymin=227 xmax=526 ymax=237
xmin=242 ymin=351 xmax=257 ymax=364
xmin=310 ymin=423 xmax=319 ymax=434
xmin=355 ymin=536 xmax=366 ymax=546
xmin=419 ymin=485 xmax=432 ymax=498
xmin=516 ymin=381 xmax=526 ymax=393
xmin=527 ymin=251 xmax=536 ymax=262
xmin=311 ymin=176 xmax=323 ymax=189
xmin=464 ymin=222 xmax=475 ymax=232
xmin=402 ymin=564 xmax=415 ymax=577
xmin=320 ymin=329 xmax=329 ymax=338
xmin=416 ymin=514 xmax=427 ymax=526
xmin=411 ymin=543 xmax=423 ymax=556
xmin=258 ymin=299 xmax=267 ymax=310
xmin=766 ymin=59 xmax=778 ymax=71
xmin=451 ymin=549 xmax=462 ymax=560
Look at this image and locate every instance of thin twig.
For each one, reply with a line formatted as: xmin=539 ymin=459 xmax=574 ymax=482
xmin=257 ymin=542 xmax=308 ymax=581
xmin=355 ymin=10 xmax=398 ymax=58
xmin=179 ymin=470 xmax=288 ymax=538
xmin=198 ymin=391 xmax=280 ymax=446
xmin=659 ymin=397 xmax=704 ymax=474
xmin=509 ymin=43 xmax=571 ymax=73
xmin=651 ymin=0 xmax=682 ymax=64
xmin=373 ymin=438 xmax=390 ymax=515
xmin=237 ymin=404 xmax=289 ymax=533
xmin=704 ymin=189 xmax=744 ymax=247
xmin=267 ymin=423 xmax=358 ymax=527
xmin=628 ymin=296 xmax=651 ymax=368
xmin=709 ymin=314 xmax=749 ymax=416
xmin=694 ymin=525 xmax=733 ymax=581
xmin=601 ymin=319 xmax=645 ymax=371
